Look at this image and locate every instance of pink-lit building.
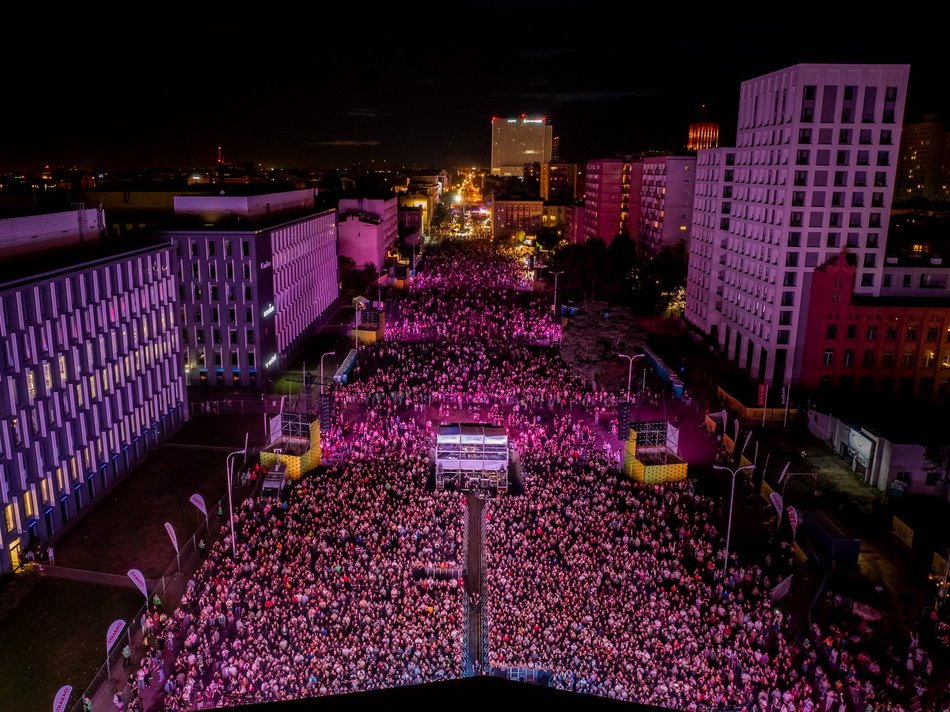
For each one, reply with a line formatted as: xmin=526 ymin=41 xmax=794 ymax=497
xmin=566 ymin=204 xmax=586 ymax=244
xmin=160 ymin=189 xmax=339 ymax=387
xmin=583 ymin=158 xmax=641 ymax=244
xmin=639 ymin=156 xmax=696 ymax=255
xmin=800 ymin=252 xmax=950 ymax=399
xmin=684 ymin=63 xmax=910 ymax=386
xmin=0 ymin=223 xmax=186 ymax=573
xmin=685 ymin=148 xmax=736 ymax=335
xmin=337 ymin=196 xmax=398 ymax=271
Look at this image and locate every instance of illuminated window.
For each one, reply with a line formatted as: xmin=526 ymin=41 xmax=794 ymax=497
xmin=59 ymin=355 xmax=67 ymax=383
xmin=43 ymin=362 xmax=52 ymax=393
xmin=3 ymin=503 xmax=15 ymax=532
xmin=26 ymin=370 xmax=36 ymax=403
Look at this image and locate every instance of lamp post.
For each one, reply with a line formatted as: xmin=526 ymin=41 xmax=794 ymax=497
xmin=225 ymin=445 xmax=248 ymax=559
xmin=617 ymin=353 xmax=644 ymax=402
xmin=713 ymin=463 xmax=755 ymax=580
xmin=550 ymin=270 xmax=565 ymax=319
xmin=320 ymin=351 xmax=336 ymax=398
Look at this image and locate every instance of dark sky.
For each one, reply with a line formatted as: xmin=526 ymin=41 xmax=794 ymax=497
xmin=2 ymin=3 xmax=946 ymax=172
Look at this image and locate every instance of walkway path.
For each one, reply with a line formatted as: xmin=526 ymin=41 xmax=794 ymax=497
xmin=463 ymin=494 xmax=486 ymax=675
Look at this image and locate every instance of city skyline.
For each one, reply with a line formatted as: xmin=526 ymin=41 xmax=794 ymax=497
xmin=2 ymin=6 xmax=947 ymax=172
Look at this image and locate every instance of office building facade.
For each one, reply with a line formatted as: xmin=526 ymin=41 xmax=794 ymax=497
xmin=0 ymin=240 xmax=186 ymax=574
xmin=490 ymin=116 xmax=553 ymax=176
xmin=491 ymin=197 xmax=543 ymax=238
xmin=160 ymin=190 xmax=338 ymax=388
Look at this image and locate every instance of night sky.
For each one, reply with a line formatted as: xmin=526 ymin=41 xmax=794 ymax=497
xmin=2 ymin=4 xmax=946 ymax=172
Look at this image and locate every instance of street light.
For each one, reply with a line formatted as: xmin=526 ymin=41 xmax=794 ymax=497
xmin=713 ymin=463 xmax=755 ymax=580
xmin=225 ymin=444 xmax=248 ymax=560
xmin=320 ymin=351 xmax=336 ymax=397
xmin=617 ymin=352 xmax=645 ymax=402
xmin=550 ymin=270 xmax=565 ymax=319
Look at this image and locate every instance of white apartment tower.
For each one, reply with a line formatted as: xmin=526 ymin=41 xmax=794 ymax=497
xmin=687 ymin=64 xmax=909 ymax=386
xmin=685 ymin=148 xmax=736 ymax=335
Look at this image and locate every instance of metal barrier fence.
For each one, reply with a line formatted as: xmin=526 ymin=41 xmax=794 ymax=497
xmin=67 ymin=490 xmax=235 ymax=712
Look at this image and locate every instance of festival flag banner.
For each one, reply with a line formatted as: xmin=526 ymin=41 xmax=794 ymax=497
xmin=787 ymin=507 xmax=800 ymax=537
xmin=770 ymin=491 xmax=783 ymax=516
xmin=771 ymin=575 xmax=794 ymax=602
xmin=164 ymin=522 xmax=179 ymax=554
xmin=106 ymin=619 xmax=125 ymax=651
xmin=189 ymin=493 xmax=207 ymax=516
xmin=52 ymin=685 xmax=72 ymax=712
xmin=778 ymin=461 xmax=790 ymax=485
xmin=127 ymin=568 xmax=148 ymax=600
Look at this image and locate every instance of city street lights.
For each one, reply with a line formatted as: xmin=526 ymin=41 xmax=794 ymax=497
xmin=225 ymin=443 xmax=248 ymax=559
xmin=713 ymin=463 xmax=755 ymax=580
xmin=550 ymin=270 xmax=565 ymax=318
xmin=617 ymin=353 xmax=644 ymax=402
xmin=320 ymin=351 xmax=336 ymax=397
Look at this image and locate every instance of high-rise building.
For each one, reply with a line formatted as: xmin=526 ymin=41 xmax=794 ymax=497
xmin=685 ymin=63 xmax=909 ymax=386
xmin=0 ymin=222 xmax=186 ymax=574
xmin=687 ymin=122 xmax=720 ymax=151
xmin=490 ymin=116 xmax=553 ymax=176
xmin=685 ymin=148 xmax=736 ymax=335
xmin=159 ymin=189 xmax=338 ymax=388
xmin=583 ymin=158 xmax=641 ymax=244
xmin=896 ymin=116 xmax=945 ymax=202
xmin=540 ymin=163 xmax=579 ymax=202
xmin=639 ymin=156 xmax=696 ymax=254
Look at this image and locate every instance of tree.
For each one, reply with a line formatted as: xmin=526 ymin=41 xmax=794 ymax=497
xmin=431 ymin=202 xmax=450 ymax=228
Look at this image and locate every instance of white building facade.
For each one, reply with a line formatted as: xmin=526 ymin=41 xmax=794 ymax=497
xmin=0 ymin=242 xmax=186 ymax=574
xmin=701 ymin=64 xmax=909 ymax=385
xmin=685 ymin=148 xmax=736 ymax=335
xmin=337 ymin=196 xmax=398 ymax=271
xmin=161 ymin=191 xmax=338 ymax=388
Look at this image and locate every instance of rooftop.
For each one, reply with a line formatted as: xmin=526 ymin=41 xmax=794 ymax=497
xmin=0 ymin=237 xmax=172 ymax=290
xmin=154 ymin=206 xmax=336 ymax=233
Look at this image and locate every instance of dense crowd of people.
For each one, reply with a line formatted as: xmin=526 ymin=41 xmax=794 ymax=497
xmin=162 ymin=407 xmax=464 ymax=709
xmin=141 ymin=237 xmax=947 ymax=712
xmin=386 ymin=289 xmax=560 ymax=344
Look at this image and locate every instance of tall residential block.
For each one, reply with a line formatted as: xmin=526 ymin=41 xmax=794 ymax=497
xmin=685 ymin=148 xmax=736 ymax=335
xmin=0 ymin=227 xmax=186 ymax=574
xmin=490 ymin=116 xmax=553 ymax=176
xmin=639 ymin=156 xmax=696 ymax=254
xmin=583 ymin=158 xmax=641 ymax=244
xmin=687 ymin=63 xmax=909 ymax=386
xmin=159 ymin=189 xmax=338 ymax=388
xmin=896 ymin=116 xmax=945 ymax=202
